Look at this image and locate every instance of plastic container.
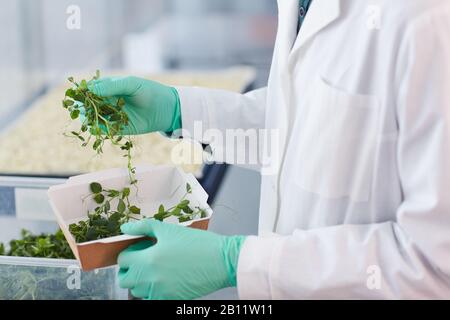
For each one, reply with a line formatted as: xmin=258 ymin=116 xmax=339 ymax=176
xmin=0 ymin=256 xmax=127 ymax=300
xmin=0 ymin=216 xmax=128 ymax=300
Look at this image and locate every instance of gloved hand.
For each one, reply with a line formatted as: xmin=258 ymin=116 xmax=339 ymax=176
xmin=88 ymin=76 xmax=182 ymax=135
xmin=117 ymin=219 xmax=246 ymax=300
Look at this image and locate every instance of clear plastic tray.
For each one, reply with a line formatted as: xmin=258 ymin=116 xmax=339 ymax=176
xmin=0 ymin=216 xmax=128 ymax=300
xmin=0 ymin=255 xmax=128 ymax=300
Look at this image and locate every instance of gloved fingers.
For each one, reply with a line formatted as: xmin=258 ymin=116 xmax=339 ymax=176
xmin=117 ymin=246 xmax=142 ymax=269
xmin=90 ymin=77 xmax=140 ymax=98
xmin=143 ymin=282 xmax=162 ymax=300
xmin=125 ymin=239 xmax=154 ymax=251
xmin=117 ymin=267 xmax=136 ymax=289
xmin=120 ymin=105 xmax=145 ymax=135
xmin=121 ymin=218 xmax=162 ymax=237
xmin=130 ymin=285 xmax=150 ymax=299
xmin=118 ymin=119 xmax=140 ymax=136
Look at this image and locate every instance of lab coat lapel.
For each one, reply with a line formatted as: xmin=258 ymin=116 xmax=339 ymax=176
xmin=269 ymin=0 xmax=298 ymax=152
xmin=272 ymin=0 xmax=297 ymax=125
xmin=289 ymin=0 xmax=342 ymax=61
xmin=276 ymin=0 xmax=299 ymax=60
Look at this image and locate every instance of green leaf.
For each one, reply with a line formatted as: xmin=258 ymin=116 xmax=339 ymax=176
xmin=93 ymin=139 xmax=102 ymax=150
xmin=186 ymin=183 xmax=192 ymax=193
xmin=129 ymin=206 xmax=141 ymax=214
xmin=65 ymin=88 xmax=76 ymax=98
xmin=80 ymin=80 xmax=88 ymax=90
xmin=107 ymin=221 xmax=118 ymax=233
xmin=120 ymin=141 xmax=132 ymax=151
xmin=153 ymin=213 xmax=165 ymax=221
xmin=199 ymin=209 xmax=208 ymax=218
xmin=70 ymin=109 xmax=80 ymax=119
xmin=158 ymin=204 xmax=165 ymax=214
xmin=71 ymin=131 xmax=85 ymax=142
xmin=63 ymin=99 xmax=74 ymax=107
xmin=117 ymin=199 xmax=126 ymax=213
xmin=107 ymin=190 xmax=120 ymax=197
xmin=90 ymin=182 xmax=103 ymax=194
xmin=86 ymin=227 xmax=98 ymax=241
xmin=91 ymin=217 xmax=107 ymax=227
xmin=179 ymin=199 xmax=190 ymax=207
xmin=74 ymin=93 xmax=85 ymax=102
xmin=122 ymin=187 xmax=130 ymax=198
xmin=172 ymin=207 xmax=181 ymax=216
xmin=109 ymin=211 xmax=122 ymax=221
xmin=182 ymin=206 xmax=193 ymax=214
xmin=178 ymin=216 xmax=192 ymax=223
xmin=93 ymin=194 xmax=105 ymax=204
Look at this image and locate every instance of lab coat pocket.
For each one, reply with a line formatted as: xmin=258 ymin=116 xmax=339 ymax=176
xmin=295 ymin=77 xmax=380 ymax=202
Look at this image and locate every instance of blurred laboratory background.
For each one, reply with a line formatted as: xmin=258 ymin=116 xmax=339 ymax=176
xmin=0 ymin=0 xmax=276 ymax=121
xmin=0 ymin=0 xmax=278 ymax=300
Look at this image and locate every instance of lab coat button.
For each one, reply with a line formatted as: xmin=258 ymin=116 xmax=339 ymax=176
xmin=299 ymin=6 xmax=306 ymax=18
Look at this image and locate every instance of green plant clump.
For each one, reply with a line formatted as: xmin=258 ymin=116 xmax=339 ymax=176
xmin=69 ymin=182 xmax=142 ymax=243
xmin=69 ymin=182 xmax=208 ymax=243
xmin=62 ymin=71 xmax=137 ymax=184
xmin=0 ymin=229 xmax=74 ymax=259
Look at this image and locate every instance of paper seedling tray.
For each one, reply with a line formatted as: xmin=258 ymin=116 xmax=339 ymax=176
xmin=47 ymin=165 xmax=212 ymax=271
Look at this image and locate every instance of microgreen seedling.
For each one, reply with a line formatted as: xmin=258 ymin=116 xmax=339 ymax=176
xmin=69 ymin=182 xmax=208 ymax=243
xmin=0 ymin=229 xmax=74 ymax=259
xmin=62 ymin=71 xmax=137 ymax=184
xmin=152 ymin=182 xmax=208 ymax=222
xmin=69 ymin=182 xmax=141 ymax=243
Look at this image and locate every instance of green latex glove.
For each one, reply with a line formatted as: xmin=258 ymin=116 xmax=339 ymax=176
xmin=118 ymin=219 xmax=246 ymax=300
xmin=88 ymin=76 xmax=182 ymax=135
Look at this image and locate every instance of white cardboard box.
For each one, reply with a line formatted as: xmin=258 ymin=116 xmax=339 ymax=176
xmin=47 ymin=165 xmax=212 ymax=271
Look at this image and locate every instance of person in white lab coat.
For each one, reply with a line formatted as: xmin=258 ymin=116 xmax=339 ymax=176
xmin=89 ymin=0 xmax=450 ymax=299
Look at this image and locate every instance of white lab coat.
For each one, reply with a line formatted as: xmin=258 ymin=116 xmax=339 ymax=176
xmin=177 ymin=0 xmax=450 ymax=299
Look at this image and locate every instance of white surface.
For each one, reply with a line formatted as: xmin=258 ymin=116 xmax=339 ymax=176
xmin=0 ymin=217 xmax=58 ymax=244
xmin=15 ymin=188 xmax=55 ymax=221
xmin=123 ymin=22 xmax=165 ymax=73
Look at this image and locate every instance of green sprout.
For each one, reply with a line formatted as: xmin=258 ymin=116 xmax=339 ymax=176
xmin=68 ymin=182 xmax=208 ymax=243
xmin=62 ymin=71 xmax=137 ymax=185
